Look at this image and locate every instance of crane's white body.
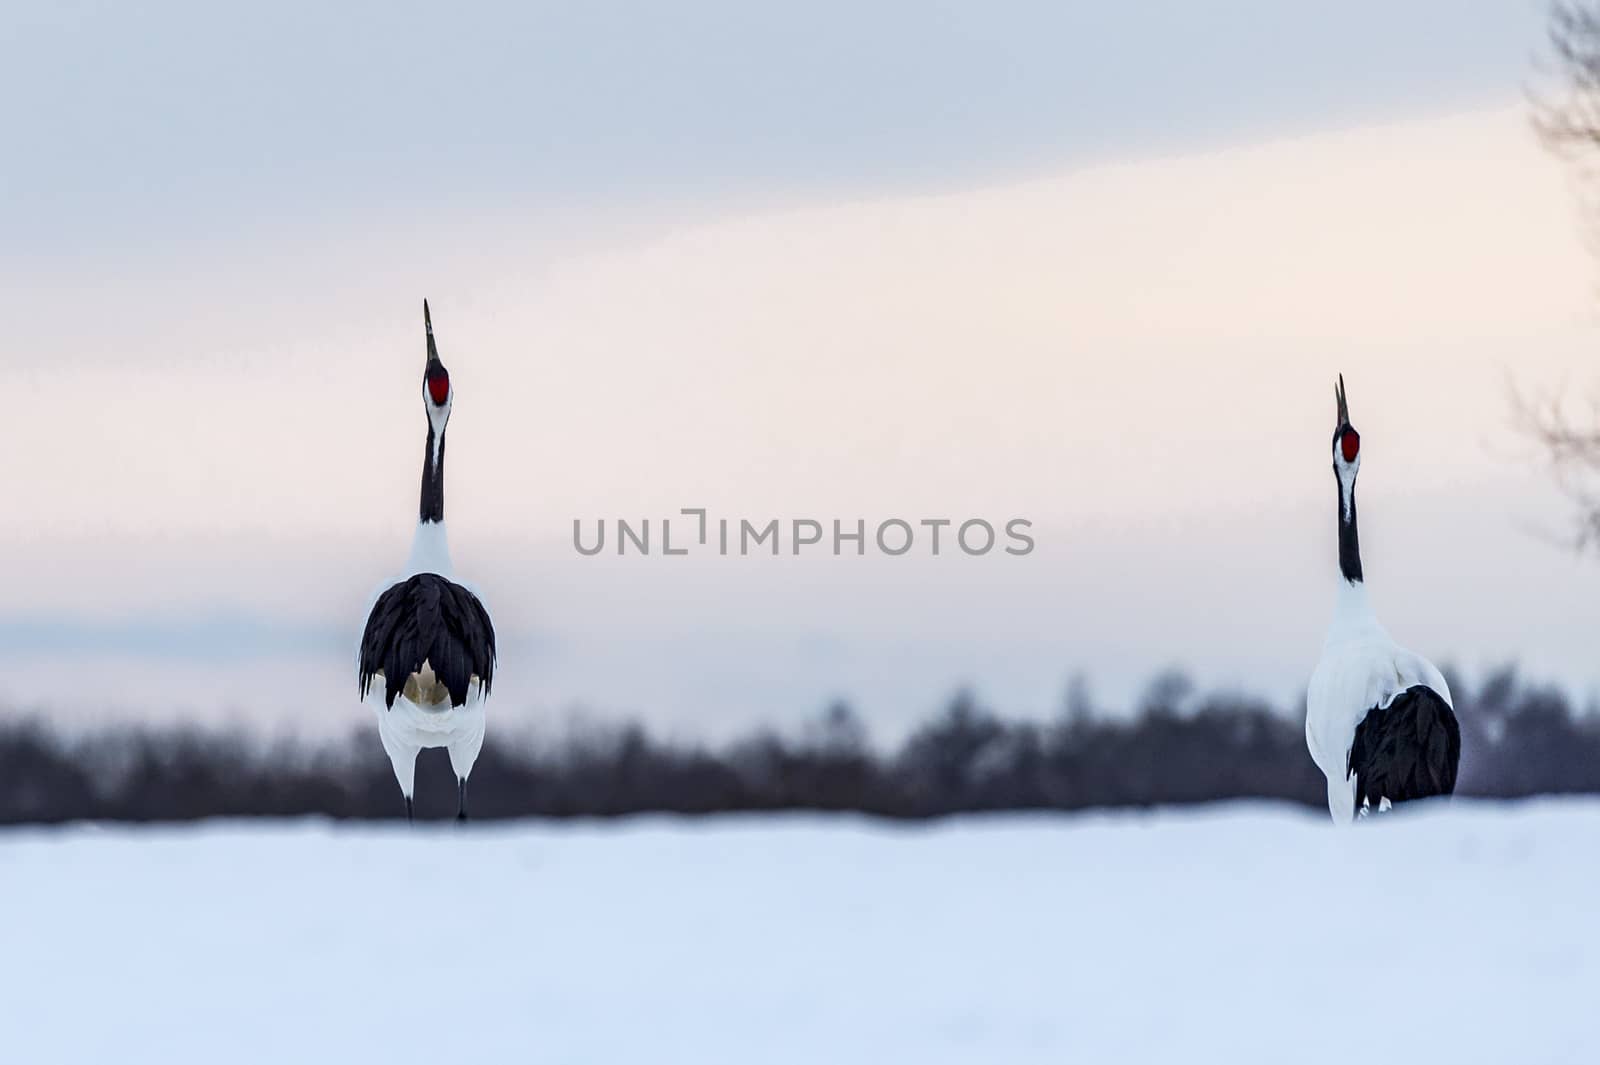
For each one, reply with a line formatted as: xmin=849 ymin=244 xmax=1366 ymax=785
xmin=1306 ymin=581 xmax=1452 ymax=825
xmin=366 ymin=686 xmax=486 ymax=801
xmin=358 ymin=519 xmax=490 ymax=801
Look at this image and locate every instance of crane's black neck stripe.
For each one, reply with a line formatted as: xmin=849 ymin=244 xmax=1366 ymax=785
xmin=1338 ymin=475 xmax=1362 ymax=584
xmin=420 ymin=424 xmax=446 ymax=525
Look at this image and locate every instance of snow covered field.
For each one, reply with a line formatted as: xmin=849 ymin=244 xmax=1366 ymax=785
xmin=5 ymin=801 xmax=1596 ymax=1064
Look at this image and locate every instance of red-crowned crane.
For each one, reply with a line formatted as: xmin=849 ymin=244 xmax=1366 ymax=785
xmin=358 ymin=301 xmax=496 ymax=822
xmin=1306 ymin=376 xmax=1459 ymax=824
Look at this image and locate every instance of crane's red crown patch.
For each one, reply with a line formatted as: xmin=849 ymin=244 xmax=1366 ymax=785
xmin=427 ymin=371 xmax=450 ymax=405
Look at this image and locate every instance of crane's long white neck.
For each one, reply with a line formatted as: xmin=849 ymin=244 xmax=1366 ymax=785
xmin=419 ymin=419 xmax=446 ymax=525
xmin=1336 ymin=462 xmax=1362 ymax=585
xmin=407 ymin=519 xmax=453 ymax=577
xmin=1329 ymin=446 xmax=1379 ymax=639
xmin=410 ymin=404 xmax=453 ymax=576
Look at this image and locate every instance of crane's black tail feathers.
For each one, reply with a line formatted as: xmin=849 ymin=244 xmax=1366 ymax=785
xmin=1347 ymin=684 xmax=1460 ymax=819
xmin=358 ymin=573 xmax=496 ymax=710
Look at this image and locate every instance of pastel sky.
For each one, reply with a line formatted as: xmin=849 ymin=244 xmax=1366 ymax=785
xmin=6 ymin=2 xmax=1597 ymax=742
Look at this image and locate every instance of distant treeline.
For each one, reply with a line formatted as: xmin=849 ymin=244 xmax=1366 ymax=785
xmin=1 ymin=667 xmax=1596 ymax=823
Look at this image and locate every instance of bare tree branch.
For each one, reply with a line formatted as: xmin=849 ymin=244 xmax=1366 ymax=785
xmin=1526 ymin=3 xmax=1600 ymax=548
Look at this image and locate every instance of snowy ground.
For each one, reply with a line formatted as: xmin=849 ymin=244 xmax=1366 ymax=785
xmin=4 ymin=801 xmax=1596 ymax=1064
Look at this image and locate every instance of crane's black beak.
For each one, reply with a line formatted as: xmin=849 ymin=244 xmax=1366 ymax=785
xmin=1335 ymin=374 xmax=1350 ymax=427
xmin=424 ymin=299 xmax=440 ymax=365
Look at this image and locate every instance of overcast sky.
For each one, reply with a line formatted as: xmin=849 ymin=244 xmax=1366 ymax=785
xmin=4 ymin=1 xmax=1538 ymax=263
xmin=6 ymin=1 xmax=1595 ymax=742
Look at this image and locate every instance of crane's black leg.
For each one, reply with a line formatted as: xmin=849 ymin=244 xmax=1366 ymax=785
xmin=405 ymin=795 xmax=414 ymax=824
xmin=456 ymin=777 xmax=469 ymax=822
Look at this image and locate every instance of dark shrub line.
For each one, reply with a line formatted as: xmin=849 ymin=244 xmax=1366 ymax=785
xmin=1 ymin=667 xmax=1594 ymax=823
